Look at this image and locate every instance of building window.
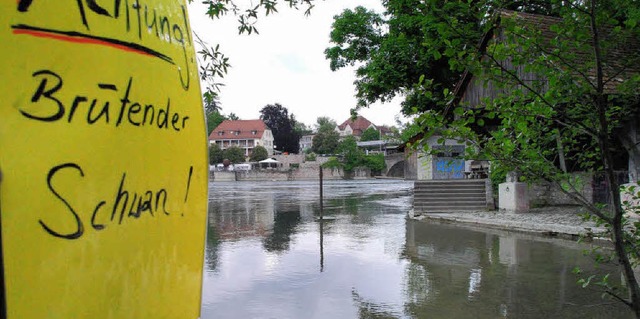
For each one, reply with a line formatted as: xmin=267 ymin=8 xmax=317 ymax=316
xmin=217 ymin=131 xmax=224 ymax=136
xmin=251 ymin=130 xmax=257 ymax=135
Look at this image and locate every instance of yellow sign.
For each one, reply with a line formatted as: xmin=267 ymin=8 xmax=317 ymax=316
xmin=0 ymin=1 xmax=208 ymax=318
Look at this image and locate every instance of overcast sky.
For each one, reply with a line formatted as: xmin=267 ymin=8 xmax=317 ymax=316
xmin=187 ymin=0 xmax=404 ymax=128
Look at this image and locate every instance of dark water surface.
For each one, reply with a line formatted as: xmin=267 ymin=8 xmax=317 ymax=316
xmin=201 ymin=180 xmax=632 ymax=319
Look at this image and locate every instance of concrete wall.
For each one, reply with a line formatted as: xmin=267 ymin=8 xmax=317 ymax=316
xmin=404 ymin=150 xmax=418 ymax=180
xmin=212 ymin=171 xmax=236 ymax=182
xmin=404 ymin=151 xmax=432 ymax=180
xmin=272 ymin=154 xmax=305 ymax=168
xmin=229 ymin=167 xmax=371 ymax=181
xmin=529 ymin=173 xmax=593 ymax=207
xmin=417 ymin=154 xmax=432 ymax=180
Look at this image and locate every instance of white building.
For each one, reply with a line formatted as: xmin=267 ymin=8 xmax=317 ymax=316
xmin=208 ymin=119 xmax=274 ymax=156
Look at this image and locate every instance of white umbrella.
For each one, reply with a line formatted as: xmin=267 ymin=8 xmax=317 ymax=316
xmin=259 ymin=158 xmax=280 ymax=169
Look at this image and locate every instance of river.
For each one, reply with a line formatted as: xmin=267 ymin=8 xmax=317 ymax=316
xmin=201 ymin=180 xmax=632 ymax=318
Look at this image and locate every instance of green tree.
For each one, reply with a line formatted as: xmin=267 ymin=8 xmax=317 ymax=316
xmin=315 ymin=116 xmax=337 ymax=133
xmin=260 ymin=103 xmax=301 ymax=153
xmin=360 ymin=127 xmax=380 ymax=141
xmin=363 ymin=153 xmax=386 ymax=175
xmin=206 ymin=111 xmax=227 ymax=135
xmin=294 ymin=121 xmax=312 ymax=136
xmin=222 ymin=146 xmax=245 ymax=164
xmin=409 ymin=1 xmax=640 ymax=315
xmin=325 ymin=4 xmax=464 ymax=115
xmin=337 ymin=136 xmax=364 ymax=172
xmin=325 ymin=1 xmax=560 ymax=116
xmin=209 ymin=143 xmax=223 ymax=165
xmin=250 ymin=145 xmax=269 ymax=162
xmin=312 ymin=130 xmax=339 ymax=155
xmin=312 ymin=116 xmax=340 ymax=154
xmin=227 ymin=112 xmax=240 ymax=120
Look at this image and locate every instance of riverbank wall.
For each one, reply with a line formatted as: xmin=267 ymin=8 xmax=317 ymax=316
xmin=211 ymin=166 xmax=371 ymax=182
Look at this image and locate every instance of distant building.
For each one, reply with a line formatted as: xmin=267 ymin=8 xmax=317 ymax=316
xmin=209 ymin=120 xmax=274 ymax=157
xmin=336 ymin=115 xmax=375 ymax=138
xmin=336 ymin=115 xmax=394 ymax=140
xmin=299 ymin=134 xmax=314 ymax=152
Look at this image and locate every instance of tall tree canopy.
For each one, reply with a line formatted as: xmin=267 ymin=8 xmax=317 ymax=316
xmin=206 ymin=111 xmax=240 ymax=135
xmin=260 ymin=103 xmax=301 ymax=153
xmin=315 ymin=116 xmax=337 ymax=133
xmin=294 ymin=121 xmax=313 ymax=137
xmin=325 ymin=0 xmax=559 ymax=115
xmin=312 ymin=117 xmax=340 ymax=154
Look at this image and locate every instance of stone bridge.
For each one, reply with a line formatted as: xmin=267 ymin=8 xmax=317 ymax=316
xmin=384 ymin=153 xmax=406 ymax=177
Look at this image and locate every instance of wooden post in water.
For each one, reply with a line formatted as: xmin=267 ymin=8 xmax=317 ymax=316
xmin=319 ymin=167 xmax=324 ymax=272
xmin=319 ymin=167 xmax=324 ymax=214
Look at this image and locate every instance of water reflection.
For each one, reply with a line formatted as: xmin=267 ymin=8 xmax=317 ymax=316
xmin=201 ymin=180 xmax=632 ymax=319
xmin=263 ymin=208 xmax=301 ymax=253
xmin=403 ymin=221 xmax=629 ymax=318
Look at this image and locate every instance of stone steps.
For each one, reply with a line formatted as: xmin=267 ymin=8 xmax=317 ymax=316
xmin=413 ymin=179 xmax=489 ymax=213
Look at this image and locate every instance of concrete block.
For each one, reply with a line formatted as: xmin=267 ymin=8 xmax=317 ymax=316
xmin=499 ymin=182 xmax=529 ymax=213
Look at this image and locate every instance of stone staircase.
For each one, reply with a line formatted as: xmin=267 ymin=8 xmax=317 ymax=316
xmin=413 ymin=179 xmax=491 ymax=213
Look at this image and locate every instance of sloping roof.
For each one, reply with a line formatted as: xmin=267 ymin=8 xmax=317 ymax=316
xmin=503 ymin=10 xmax=640 ymax=93
xmin=338 ymin=115 xmax=376 ymax=136
xmin=447 ymin=9 xmax=640 ymax=116
xmin=378 ymin=125 xmax=393 ymax=135
xmin=209 ymin=120 xmax=270 ymax=140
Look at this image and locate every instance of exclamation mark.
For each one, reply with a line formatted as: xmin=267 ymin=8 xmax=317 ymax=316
xmin=183 ymin=165 xmax=193 ymax=216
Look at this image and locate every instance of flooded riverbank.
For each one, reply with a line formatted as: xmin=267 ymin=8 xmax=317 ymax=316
xmin=201 ymin=180 xmax=632 ymax=318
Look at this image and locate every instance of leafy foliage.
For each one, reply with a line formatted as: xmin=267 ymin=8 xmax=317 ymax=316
xmin=294 ymin=121 xmax=312 ymax=137
xmin=260 ymin=103 xmax=301 ymax=154
xmin=363 ymin=153 xmax=386 ymax=174
xmin=305 ymin=152 xmax=317 ymax=161
xmin=222 ymin=146 xmax=245 ymax=164
xmin=325 ymin=136 xmax=387 ymax=175
xmin=338 ymin=136 xmax=362 ymax=172
xmin=321 ymin=156 xmax=341 ymax=169
xmin=325 ymin=0 xmax=562 ymax=116
xmin=312 ymin=130 xmax=339 ymax=155
xmin=209 ymin=143 xmax=223 ymax=165
xmin=206 ymin=111 xmax=227 ymax=135
xmin=360 ymin=127 xmax=380 ymax=141
xmin=315 ymin=116 xmax=337 ymax=133
xmin=197 ymin=0 xmax=315 ymax=35
xmin=195 ymin=33 xmax=229 ymax=114
xmin=250 ymin=145 xmax=269 ymax=162
xmin=325 ymin=2 xmax=473 ymax=115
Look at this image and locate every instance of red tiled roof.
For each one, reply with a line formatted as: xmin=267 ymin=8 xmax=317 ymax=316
xmin=378 ymin=125 xmax=393 ymax=135
xmin=209 ymin=120 xmax=269 ymax=140
xmin=338 ymin=116 xmax=376 ymax=136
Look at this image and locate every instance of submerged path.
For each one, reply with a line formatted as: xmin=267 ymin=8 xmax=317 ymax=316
xmin=413 ymin=206 xmax=607 ymax=240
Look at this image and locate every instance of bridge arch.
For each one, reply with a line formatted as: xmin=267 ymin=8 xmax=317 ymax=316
xmin=384 ymin=153 xmax=405 ymax=178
